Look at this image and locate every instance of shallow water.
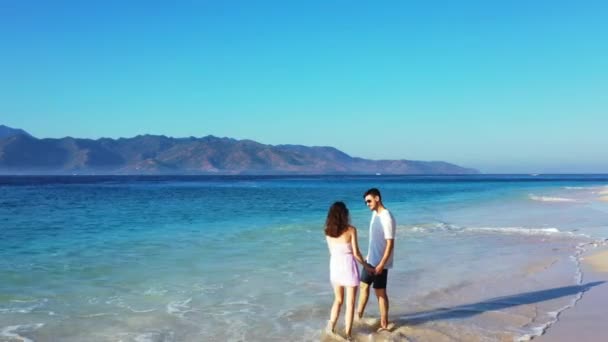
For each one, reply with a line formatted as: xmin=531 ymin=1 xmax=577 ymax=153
xmin=1 ymin=175 xmax=607 ymax=341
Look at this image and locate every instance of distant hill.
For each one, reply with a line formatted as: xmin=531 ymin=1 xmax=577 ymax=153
xmin=0 ymin=126 xmax=479 ymax=175
xmin=0 ymin=125 xmax=32 ymax=139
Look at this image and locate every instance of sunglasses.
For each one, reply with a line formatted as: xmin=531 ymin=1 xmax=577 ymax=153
xmin=365 ymin=199 xmax=373 ymax=204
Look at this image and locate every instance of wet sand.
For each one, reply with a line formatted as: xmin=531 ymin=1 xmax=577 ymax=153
xmin=536 ymin=247 xmax=608 ymax=342
xmin=597 ymin=187 xmax=608 ymax=202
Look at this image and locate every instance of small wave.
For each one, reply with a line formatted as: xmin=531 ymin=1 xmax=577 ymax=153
xmin=134 ymin=333 xmax=158 ymax=342
xmin=128 ymin=307 xmax=157 ymax=313
xmin=0 ymin=299 xmax=47 ymax=314
xmin=403 ymin=223 xmax=584 ymax=238
xmin=1 ymin=323 xmax=44 ymax=342
xmin=104 ymin=296 xmax=124 ymax=306
xmin=134 ymin=332 xmax=167 ymax=342
xmin=167 ymin=298 xmax=194 ymax=317
xmin=129 ymin=330 xmax=175 ymax=342
xmin=9 ymin=299 xmax=38 ymax=303
xmin=80 ymin=312 xmax=117 ymax=318
xmin=529 ymin=194 xmax=581 ymax=203
xmin=406 ymin=222 xmax=460 ymax=233
xmin=101 ymin=296 xmax=156 ymax=314
xmin=144 ymin=287 xmax=168 ymax=296
xmin=463 ymin=227 xmax=565 ymax=236
xmin=516 ymin=325 xmax=547 ymax=341
xmin=193 ymin=283 xmax=223 ymax=293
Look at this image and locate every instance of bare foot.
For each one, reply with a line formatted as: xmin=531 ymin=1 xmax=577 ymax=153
xmin=325 ymin=320 xmax=336 ymax=335
xmin=377 ymin=322 xmax=395 ymax=332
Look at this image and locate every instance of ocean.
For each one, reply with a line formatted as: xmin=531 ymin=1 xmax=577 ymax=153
xmin=1 ymin=175 xmax=607 ymax=341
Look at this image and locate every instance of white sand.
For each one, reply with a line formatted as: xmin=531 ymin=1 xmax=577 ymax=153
xmin=536 ymin=247 xmax=608 ymax=341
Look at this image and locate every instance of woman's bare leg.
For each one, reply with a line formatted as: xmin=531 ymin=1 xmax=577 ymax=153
xmin=345 ymin=286 xmax=358 ymax=338
xmin=329 ymin=285 xmax=344 ymax=333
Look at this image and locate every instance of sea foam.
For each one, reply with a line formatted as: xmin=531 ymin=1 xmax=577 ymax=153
xmin=406 ymin=223 xmax=581 ymax=237
xmin=166 ymin=298 xmax=194 ymax=317
xmin=1 ymin=323 xmax=44 ymax=342
xmin=529 ymin=194 xmax=581 ymax=203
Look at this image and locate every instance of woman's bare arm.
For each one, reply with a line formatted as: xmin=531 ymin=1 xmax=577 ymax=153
xmin=350 ymin=227 xmax=366 ymax=264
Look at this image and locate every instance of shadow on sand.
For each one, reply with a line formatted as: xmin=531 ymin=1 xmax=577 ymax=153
xmin=393 ymin=281 xmax=605 ymax=326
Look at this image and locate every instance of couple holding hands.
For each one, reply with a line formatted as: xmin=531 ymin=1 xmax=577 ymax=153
xmin=324 ymin=188 xmax=396 ymax=340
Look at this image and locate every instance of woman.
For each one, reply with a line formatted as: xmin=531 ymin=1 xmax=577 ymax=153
xmin=324 ymin=201 xmax=373 ymax=340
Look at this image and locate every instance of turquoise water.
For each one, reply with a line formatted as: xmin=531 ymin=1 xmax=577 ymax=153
xmin=1 ymin=175 xmax=608 ymax=341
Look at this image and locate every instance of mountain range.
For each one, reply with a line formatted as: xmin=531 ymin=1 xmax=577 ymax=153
xmin=0 ymin=125 xmax=478 ymax=175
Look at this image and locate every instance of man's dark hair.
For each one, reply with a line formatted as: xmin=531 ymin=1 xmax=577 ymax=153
xmin=364 ymin=188 xmax=382 ymax=201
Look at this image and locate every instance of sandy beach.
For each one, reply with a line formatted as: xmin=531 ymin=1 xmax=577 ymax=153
xmin=323 ymin=244 xmax=608 ymax=342
xmin=535 ymin=246 xmax=608 ymax=342
xmin=3 ymin=176 xmax=607 ymax=341
xmin=597 ymin=187 xmax=608 ymax=202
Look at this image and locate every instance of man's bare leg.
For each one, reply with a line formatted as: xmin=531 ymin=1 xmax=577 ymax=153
xmin=356 ymin=282 xmax=370 ymax=319
xmin=374 ymin=288 xmax=389 ymax=329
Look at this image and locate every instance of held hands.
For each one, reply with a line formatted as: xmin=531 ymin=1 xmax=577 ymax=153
xmin=362 ymin=257 xmax=384 ymax=275
xmin=363 ymin=262 xmax=375 ymax=275
xmin=374 ymin=264 xmax=384 ymax=275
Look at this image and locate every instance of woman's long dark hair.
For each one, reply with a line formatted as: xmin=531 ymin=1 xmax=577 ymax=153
xmin=325 ymin=201 xmax=350 ymax=238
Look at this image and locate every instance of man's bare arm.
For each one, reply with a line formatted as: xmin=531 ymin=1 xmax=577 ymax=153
xmin=374 ymin=239 xmax=394 ymax=274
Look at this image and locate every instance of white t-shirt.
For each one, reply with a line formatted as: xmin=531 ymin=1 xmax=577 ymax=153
xmin=367 ymin=209 xmax=396 ymax=269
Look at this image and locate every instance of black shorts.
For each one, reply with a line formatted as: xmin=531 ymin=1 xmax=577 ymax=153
xmin=360 ymin=266 xmax=389 ymax=289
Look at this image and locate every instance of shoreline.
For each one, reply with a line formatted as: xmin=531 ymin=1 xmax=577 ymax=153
xmin=2 ymin=178 xmax=607 ymax=341
xmin=535 ymin=243 xmax=608 ymax=341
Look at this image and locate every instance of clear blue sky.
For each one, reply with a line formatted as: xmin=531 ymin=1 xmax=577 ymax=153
xmin=1 ymin=0 xmax=606 ymax=173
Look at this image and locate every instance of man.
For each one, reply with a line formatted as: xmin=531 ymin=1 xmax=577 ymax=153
xmin=357 ymin=188 xmax=396 ymax=331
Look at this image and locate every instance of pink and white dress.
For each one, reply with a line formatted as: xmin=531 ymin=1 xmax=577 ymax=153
xmin=328 ymin=241 xmax=360 ymax=287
